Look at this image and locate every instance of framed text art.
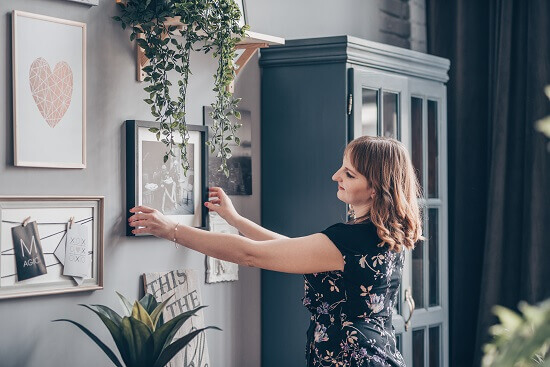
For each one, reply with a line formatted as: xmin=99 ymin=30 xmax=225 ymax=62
xmin=0 ymin=196 xmax=104 ymax=300
xmin=12 ymin=11 xmax=86 ymax=168
xmin=126 ymin=121 xmax=209 ymax=235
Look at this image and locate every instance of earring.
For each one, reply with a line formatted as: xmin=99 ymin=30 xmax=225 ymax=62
xmin=347 ymin=205 xmax=355 ymax=220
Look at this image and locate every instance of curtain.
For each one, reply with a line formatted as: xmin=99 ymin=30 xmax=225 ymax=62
xmin=426 ymin=1 xmax=550 ymax=366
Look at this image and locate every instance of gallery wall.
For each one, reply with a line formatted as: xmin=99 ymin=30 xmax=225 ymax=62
xmin=0 ymin=1 xmax=424 ymax=366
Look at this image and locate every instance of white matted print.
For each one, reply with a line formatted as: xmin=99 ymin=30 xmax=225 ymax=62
xmin=12 ymin=11 xmax=86 ymax=168
xmin=206 ymin=212 xmax=239 ymax=283
xmin=138 ymin=128 xmax=201 ymax=227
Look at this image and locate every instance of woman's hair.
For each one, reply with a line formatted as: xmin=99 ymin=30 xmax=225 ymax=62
xmin=344 ymin=136 xmax=424 ymax=252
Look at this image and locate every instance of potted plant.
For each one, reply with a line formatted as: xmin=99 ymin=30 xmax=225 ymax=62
xmin=53 ymin=291 xmax=220 ymax=367
xmin=113 ymin=0 xmax=248 ymax=177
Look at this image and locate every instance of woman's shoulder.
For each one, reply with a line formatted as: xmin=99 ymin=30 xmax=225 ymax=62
xmin=321 ymin=220 xmax=380 ymax=253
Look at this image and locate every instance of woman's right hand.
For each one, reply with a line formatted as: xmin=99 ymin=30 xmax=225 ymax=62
xmin=205 ymin=187 xmax=240 ymax=225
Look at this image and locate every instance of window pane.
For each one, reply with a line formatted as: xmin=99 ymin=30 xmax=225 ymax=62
xmin=412 ymin=239 xmax=424 ymax=309
xmin=429 ymin=208 xmax=440 ymax=307
xmin=429 ymin=325 xmax=441 ymax=367
xmin=383 ymin=91 xmax=398 ymax=139
xmin=362 ymin=89 xmax=378 ymax=136
xmin=413 ymin=328 xmax=425 ymax=367
xmin=427 ymin=100 xmax=438 ymax=197
xmin=411 ymin=97 xmax=423 ymax=189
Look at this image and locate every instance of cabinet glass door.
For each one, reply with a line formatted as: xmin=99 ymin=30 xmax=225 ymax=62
xmin=408 ymin=79 xmax=448 ymax=367
xmin=349 ymin=68 xmax=408 ymax=141
xmin=349 ymin=69 xmax=448 ymax=366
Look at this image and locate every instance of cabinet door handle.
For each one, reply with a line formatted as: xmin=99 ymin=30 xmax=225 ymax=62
xmin=404 ymin=287 xmax=416 ymax=331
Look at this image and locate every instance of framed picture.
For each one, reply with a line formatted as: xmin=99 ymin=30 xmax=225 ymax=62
xmin=126 ymin=120 xmax=208 ymax=235
xmin=12 ymin=11 xmax=86 ymax=168
xmin=235 ymin=0 xmax=247 ymax=27
xmin=203 ymin=106 xmax=252 ymax=195
xmin=0 ymin=196 xmax=104 ymax=300
xmin=64 ymin=0 xmax=99 ymax=5
xmin=205 ymin=212 xmax=239 ymax=283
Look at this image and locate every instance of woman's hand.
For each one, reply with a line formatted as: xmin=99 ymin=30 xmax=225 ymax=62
xmin=128 ymin=205 xmax=176 ymax=239
xmin=205 ymin=187 xmax=240 ymax=225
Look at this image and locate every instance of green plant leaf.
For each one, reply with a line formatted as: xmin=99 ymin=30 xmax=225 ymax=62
xmin=52 ymin=319 xmax=124 ymax=367
xmin=151 ymin=305 xmax=207 ymax=359
xmin=121 ymin=316 xmax=153 ymax=367
xmin=79 ymin=305 xmax=130 ymax=365
xmin=150 ymin=294 xmax=175 ymax=329
xmin=116 ymin=291 xmax=134 ymax=317
xmin=132 ymin=301 xmax=155 ymax=331
xmin=139 ymin=293 xmax=159 ymax=315
xmin=85 ymin=304 xmax=122 ymax=326
xmin=154 ymin=326 xmax=221 ymax=367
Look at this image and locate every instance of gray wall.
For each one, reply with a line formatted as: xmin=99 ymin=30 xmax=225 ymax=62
xmin=0 ymin=1 xmax=425 ymax=366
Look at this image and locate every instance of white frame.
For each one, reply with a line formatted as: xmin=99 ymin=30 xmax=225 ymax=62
xmin=0 ymin=196 xmax=104 ymax=300
xmin=12 ymin=11 xmax=87 ymax=168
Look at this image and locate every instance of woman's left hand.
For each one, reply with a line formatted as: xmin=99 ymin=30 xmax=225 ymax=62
xmin=128 ymin=205 xmax=176 ymax=239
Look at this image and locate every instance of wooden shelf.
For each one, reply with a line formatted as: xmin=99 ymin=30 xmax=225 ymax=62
xmin=128 ymin=15 xmax=284 ymax=83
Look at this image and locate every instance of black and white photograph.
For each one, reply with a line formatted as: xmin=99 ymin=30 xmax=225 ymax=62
xmin=203 ymin=107 xmax=252 ymax=196
xmin=126 ymin=120 xmax=208 ymax=234
xmin=141 ymin=141 xmax=195 ymax=216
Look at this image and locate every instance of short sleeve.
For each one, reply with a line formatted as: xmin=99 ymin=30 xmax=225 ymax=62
xmin=320 ymin=222 xmax=380 ymax=256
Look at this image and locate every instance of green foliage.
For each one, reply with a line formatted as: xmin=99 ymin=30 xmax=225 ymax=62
xmin=113 ymin=0 xmax=248 ymax=177
xmin=482 ymin=299 xmax=550 ymax=367
xmin=53 ymin=292 xmax=221 ymax=367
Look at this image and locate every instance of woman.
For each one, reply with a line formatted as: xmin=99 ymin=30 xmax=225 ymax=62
xmin=129 ymin=136 xmax=423 ymax=366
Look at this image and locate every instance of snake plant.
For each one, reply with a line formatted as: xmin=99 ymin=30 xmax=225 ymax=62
xmin=53 ymin=292 xmax=220 ymax=367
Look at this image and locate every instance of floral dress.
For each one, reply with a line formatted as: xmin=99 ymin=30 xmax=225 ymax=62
xmin=302 ymin=220 xmax=406 ymax=367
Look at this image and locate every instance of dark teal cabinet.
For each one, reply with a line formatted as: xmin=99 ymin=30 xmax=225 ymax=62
xmin=260 ymin=36 xmax=450 ymax=367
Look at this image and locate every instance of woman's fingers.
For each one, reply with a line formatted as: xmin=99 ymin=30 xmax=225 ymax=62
xmin=128 ymin=219 xmax=149 ymax=227
xmin=132 ymin=227 xmax=149 ymax=235
xmin=130 ymin=205 xmax=155 ymax=213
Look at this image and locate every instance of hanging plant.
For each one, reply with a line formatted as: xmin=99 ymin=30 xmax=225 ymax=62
xmin=113 ymin=0 xmax=247 ymax=177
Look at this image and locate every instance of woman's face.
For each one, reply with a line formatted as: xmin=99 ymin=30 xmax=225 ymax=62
xmin=332 ymin=153 xmax=375 ymax=212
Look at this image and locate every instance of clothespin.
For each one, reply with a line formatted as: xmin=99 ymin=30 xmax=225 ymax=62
xmin=69 ymin=216 xmax=75 ymax=229
xmin=22 ymin=216 xmax=31 ymax=227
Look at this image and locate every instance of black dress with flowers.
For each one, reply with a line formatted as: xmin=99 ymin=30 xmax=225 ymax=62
xmin=302 ymin=220 xmax=406 ymax=367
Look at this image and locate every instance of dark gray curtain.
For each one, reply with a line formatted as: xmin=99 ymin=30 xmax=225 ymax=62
xmin=426 ymin=1 xmax=550 ymax=366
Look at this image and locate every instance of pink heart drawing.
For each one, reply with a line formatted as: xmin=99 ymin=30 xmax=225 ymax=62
xmin=28 ymin=57 xmax=74 ymax=128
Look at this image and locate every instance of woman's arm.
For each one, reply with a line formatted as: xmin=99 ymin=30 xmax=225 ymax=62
xmin=206 ymin=187 xmax=287 ymax=240
xmin=128 ymin=206 xmax=342 ymax=274
xmin=229 ymin=215 xmax=288 ymax=241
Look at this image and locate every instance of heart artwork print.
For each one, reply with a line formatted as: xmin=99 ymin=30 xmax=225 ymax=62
xmin=29 ymin=57 xmax=74 ymax=128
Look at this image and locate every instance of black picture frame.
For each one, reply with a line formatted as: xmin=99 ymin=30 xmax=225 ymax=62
xmin=126 ymin=120 xmax=208 ymax=236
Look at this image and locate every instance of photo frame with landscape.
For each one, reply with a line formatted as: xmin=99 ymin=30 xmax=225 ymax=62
xmin=126 ymin=120 xmax=208 ymax=235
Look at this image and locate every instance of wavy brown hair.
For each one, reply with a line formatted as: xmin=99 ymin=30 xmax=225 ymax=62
xmin=345 ymin=136 xmax=424 ymax=252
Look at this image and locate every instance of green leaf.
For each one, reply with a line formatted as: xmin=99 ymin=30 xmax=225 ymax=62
xmin=52 ymin=319 xmax=124 ymax=367
xmin=154 ymin=326 xmax=221 ymax=367
xmin=234 ymin=110 xmax=241 ymax=119
xmin=149 ymin=294 xmax=174 ymax=329
xmin=85 ymin=304 xmax=122 ymax=326
xmin=152 ymin=305 xmax=208 ymax=359
xmin=139 ymin=293 xmax=159 ymax=315
xmin=121 ymin=316 xmax=154 ymax=367
xmin=132 ymin=301 xmax=155 ymax=331
xmin=116 ymin=291 xmax=134 ymax=317
xmin=79 ymin=305 xmax=130 ymax=365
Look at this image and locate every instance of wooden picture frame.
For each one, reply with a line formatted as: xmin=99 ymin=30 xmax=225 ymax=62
xmin=0 ymin=196 xmax=104 ymax=300
xmin=126 ymin=120 xmax=209 ymax=235
xmin=12 ymin=11 xmax=86 ymax=168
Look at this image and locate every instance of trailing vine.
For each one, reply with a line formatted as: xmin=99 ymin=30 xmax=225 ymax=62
xmin=113 ymin=0 xmax=247 ymax=177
